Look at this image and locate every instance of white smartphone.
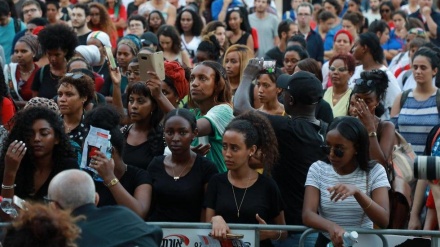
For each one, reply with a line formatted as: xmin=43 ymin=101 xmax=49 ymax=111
xmin=137 ymin=51 xmax=165 ymax=81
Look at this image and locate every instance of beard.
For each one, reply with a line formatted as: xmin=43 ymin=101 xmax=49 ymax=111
xmin=73 ymin=21 xmax=86 ymax=29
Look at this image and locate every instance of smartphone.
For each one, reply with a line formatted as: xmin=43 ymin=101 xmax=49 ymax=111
xmin=138 ymin=51 xmax=165 ymax=81
xmin=259 ymin=60 xmax=276 ymax=74
xmin=105 ymin=46 xmax=117 ymax=69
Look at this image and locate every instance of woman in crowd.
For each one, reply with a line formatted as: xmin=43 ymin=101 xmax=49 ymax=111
xmin=303 ymin=116 xmax=390 ymax=247
xmin=87 ymin=31 xmax=114 ymax=98
xmin=147 ymin=108 xmax=217 ymax=222
xmin=46 ymin=1 xmax=66 ymax=25
xmin=0 ymin=69 xmax=15 ymax=127
xmin=256 ymin=69 xmax=284 ymax=116
xmin=57 ymin=71 xmax=95 ymax=152
xmin=85 ymin=105 xmax=150 ymax=218
xmin=5 ymin=35 xmax=41 ymax=108
xmin=225 ymin=7 xmax=253 ymax=49
xmin=350 ymin=32 xmax=401 ymax=119
xmin=349 ymin=70 xmax=395 ymax=166
xmin=322 ymin=30 xmax=353 ymax=88
xmin=323 ymin=54 xmax=355 ymax=117
xmin=122 ymin=82 xmax=165 ymax=169
xmin=162 ymin=61 xmax=189 ymax=108
xmin=368 ymin=20 xmax=392 ymax=61
xmin=195 ymin=33 xmax=222 ymax=63
xmin=148 ymin=61 xmax=233 ymax=172
xmin=383 ymin=11 xmax=407 ymax=62
xmin=317 ymin=10 xmax=337 ymax=61
xmin=104 ymin=0 xmax=127 ymax=39
xmin=147 ymin=10 xmax=166 ymax=34
xmin=88 ymin=3 xmax=118 ymax=48
xmin=341 ymin=11 xmax=363 ymax=41
xmin=142 ymin=0 xmax=176 ymax=25
xmin=176 ymin=7 xmax=203 ymax=60
xmin=282 ymin=45 xmax=309 ymax=76
xmin=128 ymin=15 xmax=148 ymax=37
xmin=73 ymin=45 xmax=105 ymax=92
xmin=32 ymin=24 xmax=78 ymax=99
xmin=4 ymin=203 xmax=80 ymax=246
xmin=380 ymin=1 xmax=395 ymax=30
xmin=0 ymin=107 xmax=77 ymax=201
xmin=157 ymin=25 xmax=191 ymax=67
xmin=206 ymin=111 xmax=286 ymax=247
xmin=202 ymin=21 xmax=228 ymax=57
xmin=401 ymin=0 xmax=419 ymax=14
xmin=223 ymin=45 xmax=254 ymax=95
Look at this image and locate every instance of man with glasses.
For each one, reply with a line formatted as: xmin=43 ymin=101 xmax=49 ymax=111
xmin=0 ymin=0 xmax=25 ymax=64
xmin=47 ymin=169 xmax=163 ymax=247
xmin=72 ymin=4 xmax=92 ymax=45
xmin=21 ymin=0 xmax=43 ymax=24
xmin=297 ymin=2 xmax=324 ymax=65
xmin=265 ymin=20 xmax=298 ymax=68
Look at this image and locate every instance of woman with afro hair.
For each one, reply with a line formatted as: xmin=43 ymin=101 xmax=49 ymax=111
xmin=0 ymin=107 xmax=77 ymax=204
xmin=32 ymin=24 xmax=79 ymax=99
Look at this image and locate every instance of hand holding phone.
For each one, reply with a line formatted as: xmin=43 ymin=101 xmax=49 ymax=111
xmin=138 ymin=51 xmax=165 ymax=81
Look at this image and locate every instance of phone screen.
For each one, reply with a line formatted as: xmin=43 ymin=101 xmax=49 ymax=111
xmin=105 ymin=46 xmax=117 ymax=69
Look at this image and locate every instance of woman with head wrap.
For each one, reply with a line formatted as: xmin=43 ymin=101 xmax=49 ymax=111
xmin=4 ymin=35 xmax=42 ymax=108
xmin=74 ymin=45 xmax=101 ymax=67
xmin=162 ymin=61 xmax=189 ymax=107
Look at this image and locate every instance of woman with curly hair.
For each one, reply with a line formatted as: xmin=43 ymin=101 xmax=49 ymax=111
xmin=4 ymin=202 xmax=81 ymax=247
xmin=147 ymin=108 xmax=217 ymax=222
xmin=195 ymin=33 xmax=222 ymax=63
xmin=122 ymin=82 xmax=165 ymax=169
xmin=32 ymin=24 xmax=79 ymax=100
xmin=104 ymin=0 xmax=127 ymax=39
xmin=176 ymin=7 xmax=204 ymax=60
xmin=88 ymin=3 xmax=118 ymax=48
xmin=84 ymin=105 xmax=151 ymax=218
xmin=157 ymin=25 xmax=191 ymax=67
xmin=201 ymin=21 xmax=228 ymax=57
xmin=206 ymin=111 xmax=286 ymax=247
xmin=0 ymin=107 xmax=77 ymax=202
xmin=5 ymin=35 xmax=41 ymax=108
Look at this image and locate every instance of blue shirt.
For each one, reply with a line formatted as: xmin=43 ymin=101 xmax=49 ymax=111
xmin=0 ymin=18 xmax=25 ymax=63
xmin=382 ymin=29 xmax=405 ymax=51
xmin=211 ymin=0 xmax=243 ymax=20
xmin=282 ymin=9 xmax=296 ymax=21
xmin=306 ymin=29 xmax=324 ymax=63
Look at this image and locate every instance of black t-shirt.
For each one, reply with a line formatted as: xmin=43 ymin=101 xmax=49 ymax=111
xmin=96 ymin=165 xmax=149 ymax=207
xmin=205 ymin=173 xmax=284 ymax=247
xmin=122 ymin=124 xmax=165 ymax=169
xmin=127 ymin=2 xmax=138 ymax=17
xmin=316 ymin=100 xmax=334 ymax=124
xmin=78 ymin=31 xmax=92 ymax=46
xmin=265 ymin=114 xmax=327 ymax=225
xmin=264 ymin=47 xmax=284 ymax=68
xmin=93 ymin=63 xmax=112 ymax=96
xmin=147 ymin=155 xmax=218 ymax=222
xmin=31 ymin=65 xmax=61 ymax=99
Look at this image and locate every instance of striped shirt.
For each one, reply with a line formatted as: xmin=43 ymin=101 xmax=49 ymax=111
xmin=305 ymin=161 xmax=390 ymax=238
xmin=392 ymin=91 xmax=440 ymax=154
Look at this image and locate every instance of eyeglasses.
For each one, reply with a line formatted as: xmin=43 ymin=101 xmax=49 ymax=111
xmin=321 ymin=145 xmax=344 ymax=158
xmin=380 ymin=8 xmax=390 ymax=13
xmin=329 ymin=66 xmax=348 ymax=72
xmin=129 ymin=23 xmax=143 ymax=28
xmin=43 ymin=196 xmax=64 ymax=209
xmin=353 ymin=78 xmax=374 ymax=87
xmin=23 ymin=8 xmax=38 ymax=15
xmin=64 ymin=72 xmax=84 ymax=79
xmin=126 ymin=70 xmax=140 ymax=77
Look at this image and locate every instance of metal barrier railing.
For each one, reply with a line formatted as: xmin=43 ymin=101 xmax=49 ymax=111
xmin=150 ymin=222 xmax=440 ymax=247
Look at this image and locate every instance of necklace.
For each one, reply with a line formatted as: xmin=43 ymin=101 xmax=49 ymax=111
xmin=63 ymin=121 xmax=77 ymax=133
xmin=171 ymin=155 xmax=192 ymax=181
xmin=332 ymin=88 xmax=349 ymax=105
xmin=49 ymin=69 xmax=63 ymax=80
xmin=229 ymin=172 xmax=251 ymax=218
xmin=19 ymin=64 xmax=35 ymax=76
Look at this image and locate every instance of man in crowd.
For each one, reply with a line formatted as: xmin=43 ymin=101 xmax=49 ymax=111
xmin=409 ymin=0 xmax=440 ymax=47
xmin=71 ymin=3 xmax=92 ymax=45
xmin=296 ymin=2 xmax=323 ymax=65
xmin=249 ymin=0 xmax=279 ymax=57
xmin=21 ymin=0 xmax=42 ymax=24
xmin=363 ymin=0 xmax=381 ymax=22
xmin=47 ymin=169 xmax=163 ymax=247
xmin=0 ymin=0 xmax=25 ymax=63
xmin=265 ymin=20 xmax=298 ymax=68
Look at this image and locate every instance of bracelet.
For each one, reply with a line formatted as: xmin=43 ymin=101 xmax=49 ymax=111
xmin=363 ymin=198 xmax=373 ymax=210
xmin=274 ymin=230 xmax=282 ymax=241
xmin=1 ymin=184 xmax=16 ymax=190
xmin=368 ymin=132 xmax=377 ymax=137
xmin=105 ymin=178 xmax=119 ymax=188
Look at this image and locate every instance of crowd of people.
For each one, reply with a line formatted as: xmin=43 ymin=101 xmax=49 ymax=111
xmin=0 ymin=0 xmax=438 ymax=246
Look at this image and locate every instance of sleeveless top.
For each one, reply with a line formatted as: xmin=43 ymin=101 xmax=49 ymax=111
xmin=392 ymin=91 xmax=440 ymax=155
xmin=229 ymin=31 xmax=250 ymax=46
xmin=144 ymin=1 xmax=170 ymax=20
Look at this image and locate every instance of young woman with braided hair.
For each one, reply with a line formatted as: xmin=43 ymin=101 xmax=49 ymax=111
xmin=146 ymin=60 xmax=233 ymax=172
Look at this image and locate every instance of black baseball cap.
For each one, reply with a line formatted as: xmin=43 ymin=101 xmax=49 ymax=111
xmin=140 ymin=31 xmax=158 ymax=46
xmin=276 ymin=71 xmax=323 ymax=105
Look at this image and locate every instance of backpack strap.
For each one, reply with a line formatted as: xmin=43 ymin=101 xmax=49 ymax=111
xmin=39 ymin=65 xmax=45 ymax=84
xmin=13 ymin=18 xmax=20 ymax=33
xmin=436 ymin=88 xmax=440 ymax=114
xmin=401 ymin=70 xmax=412 ymax=87
xmin=400 ymin=89 xmax=412 ymax=110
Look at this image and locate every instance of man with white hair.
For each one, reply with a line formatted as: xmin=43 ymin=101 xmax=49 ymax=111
xmin=48 ymin=169 xmax=162 ymax=247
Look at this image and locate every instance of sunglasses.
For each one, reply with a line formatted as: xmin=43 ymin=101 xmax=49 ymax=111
xmin=353 ymin=78 xmax=374 ymax=87
xmin=329 ymin=66 xmax=348 ymax=72
xmin=321 ymin=145 xmax=344 ymax=158
xmin=227 ymin=7 xmax=241 ymax=12
xmin=64 ymin=72 xmax=84 ymax=79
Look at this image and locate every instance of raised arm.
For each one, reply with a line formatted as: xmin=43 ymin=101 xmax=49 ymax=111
xmin=146 ymin=71 xmax=176 ymax=114
xmin=233 ymin=58 xmax=264 ymax=116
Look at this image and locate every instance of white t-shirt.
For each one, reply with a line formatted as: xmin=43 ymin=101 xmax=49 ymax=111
xmin=181 ymin=35 xmax=201 ymax=58
xmin=322 ymin=61 xmax=330 ymax=89
xmin=400 ymin=4 xmax=420 ymax=14
xmin=348 ymin=65 xmax=402 ymax=120
xmin=305 ymin=160 xmax=390 ymax=239
xmin=363 ymin=10 xmax=381 ymax=23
